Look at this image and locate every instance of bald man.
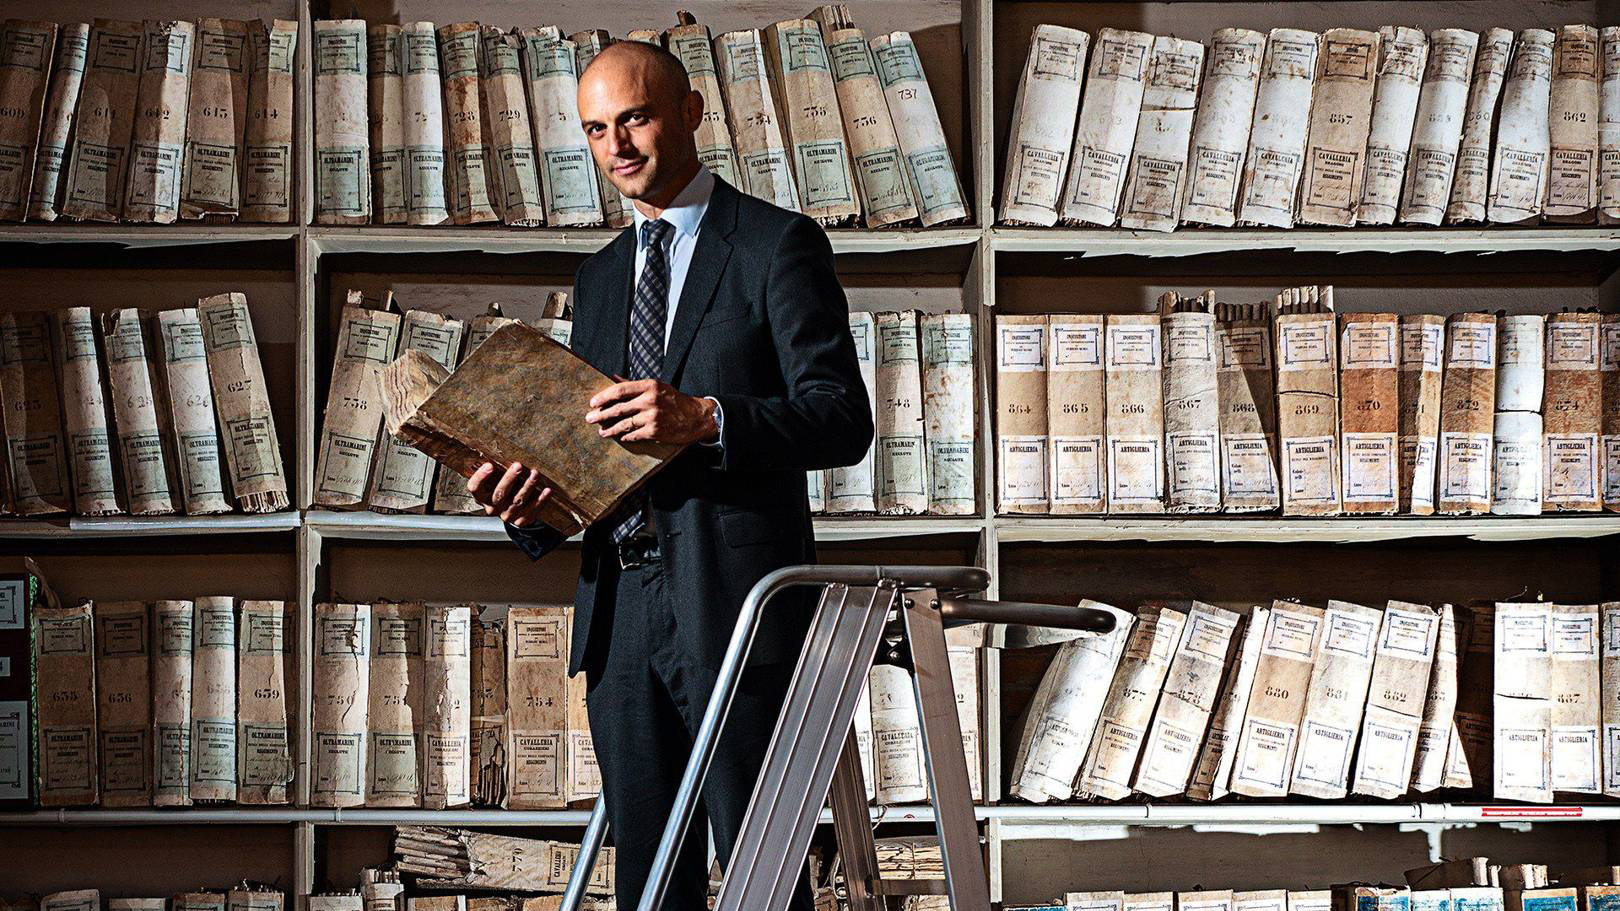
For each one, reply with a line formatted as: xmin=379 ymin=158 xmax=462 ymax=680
xmin=467 ymin=39 xmax=871 ymax=911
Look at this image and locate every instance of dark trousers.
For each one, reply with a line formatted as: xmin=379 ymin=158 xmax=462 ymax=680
xmin=585 ymin=555 xmax=816 ymax=911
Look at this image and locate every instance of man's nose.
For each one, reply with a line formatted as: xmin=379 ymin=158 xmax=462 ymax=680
xmin=608 ymin=126 xmax=635 ymax=158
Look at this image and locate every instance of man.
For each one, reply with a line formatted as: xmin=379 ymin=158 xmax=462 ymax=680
xmin=466 ymin=39 xmax=872 ymax=911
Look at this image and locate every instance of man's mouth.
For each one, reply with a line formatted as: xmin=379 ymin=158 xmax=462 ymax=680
xmin=614 ymin=159 xmax=646 ymax=176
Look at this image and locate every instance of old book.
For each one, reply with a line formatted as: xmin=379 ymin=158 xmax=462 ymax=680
xmin=1134 ymin=602 xmax=1240 ymax=797
xmin=52 ymin=308 xmax=119 ymax=516
xmin=829 ymin=310 xmax=878 ymax=512
xmin=852 ymin=677 xmax=875 ymax=802
xmin=1604 ymin=314 xmax=1620 ymax=509
xmin=669 ymin=12 xmax=740 ymax=189
xmin=871 ymin=31 xmax=969 ymax=226
xmin=105 ymin=309 xmax=178 ymax=515
xmin=875 ymin=311 xmax=927 ymax=514
xmin=1543 ymin=311 xmax=1603 ymax=511
xmin=1546 ymin=26 xmax=1601 ymax=222
xmin=1297 ymin=29 xmax=1380 ymax=226
xmin=180 ymin=19 xmax=249 ymax=220
xmin=1606 ymin=603 xmax=1620 ymax=795
xmin=763 ymin=19 xmax=859 ymax=226
xmin=996 ymin=314 xmax=1047 ymax=513
xmin=1238 ymin=30 xmax=1320 ymax=227
xmin=1059 ymin=28 xmax=1153 ymax=227
xmin=470 ymin=611 xmax=505 ymax=806
xmin=189 ymin=597 xmax=236 ymax=802
xmin=1338 ymin=886 xmax=1411 ymax=911
xmin=813 ymin=7 xmax=914 ymax=227
xmin=400 ymin=22 xmax=448 ymax=225
xmin=564 ymin=661 xmax=598 ymax=806
xmin=1447 ymin=29 xmax=1513 ymax=222
xmin=571 ymin=30 xmax=632 ymax=228
xmin=920 ymin=312 xmax=974 ymax=515
xmin=1068 ymin=892 xmax=1124 ymax=911
xmin=367 ymin=24 xmax=406 ymax=223
xmin=367 ymin=602 xmax=423 ymax=807
xmin=1047 ymin=315 xmax=1104 ymax=514
xmin=1603 ymin=30 xmax=1620 ymax=223
xmin=155 ymin=308 xmax=230 ymax=515
xmin=870 ymin=662 xmax=925 ymax=804
xmin=1181 ymin=890 xmax=1235 ymax=911
xmin=0 ymin=311 xmax=69 ymax=515
xmin=522 ymin=28 xmax=599 ymax=227
xmin=1117 ymin=36 xmax=1204 ymax=232
xmin=715 ymin=29 xmax=799 ymax=210
xmin=1340 ymin=312 xmax=1400 ymax=514
xmin=238 ymin=601 xmax=291 ymax=805
xmin=1183 ymin=29 xmax=1266 ymax=226
xmin=1445 ymin=604 xmax=1494 ymax=789
xmin=1077 ymin=606 xmax=1184 ymax=799
xmin=395 ymin=827 xmax=614 ymax=893
xmin=61 ymin=20 xmax=141 ymax=222
xmin=42 ymin=895 xmax=97 ymax=911
xmin=1239 ymin=890 xmax=1291 ymax=911
xmin=316 ymin=296 xmax=402 ymax=509
xmin=1488 ymin=30 xmax=1555 ymax=224
xmin=1495 ymin=601 xmax=1553 ymax=802
xmin=1105 ymin=314 xmax=1165 ymax=513
xmin=944 ymin=637 xmax=982 ymax=800
xmin=1161 ymin=294 xmax=1221 ymax=512
xmin=240 ymin=20 xmax=296 ymax=224
xmin=1492 ymin=315 xmax=1545 ymax=516
xmin=1230 ymin=601 xmax=1325 ymax=798
xmin=480 ymin=28 xmax=543 ymax=226
xmin=198 ymin=292 xmax=288 ymax=513
xmin=419 ymin=605 xmax=471 ymax=809
xmin=529 ymin=292 xmax=570 ymax=347
xmin=1437 ymin=313 xmax=1498 ymax=514
xmin=1350 ymin=600 xmax=1440 ymax=798
xmin=314 ymin=19 xmax=371 ymax=224
xmin=28 ymin=23 xmax=88 ymax=221
xmin=505 ymin=606 xmax=569 ymax=808
xmin=438 ymin=23 xmax=497 ymax=225
xmin=428 ymin=307 xmax=513 ymax=515
xmin=1549 ymin=603 xmax=1600 ymax=793
xmin=36 ymin=601 xmax=97 ymax=806
xmin=1400 ymin=314 xmax=1445 ymax=514
xmin=0 ymin=21 xmax=55 ymax=221
xmin=1008 ymin=601 xmax=1135 ymax=803
xmin=1187 ymin=608 xmax=1265 ymax=800
xmin=151 ymin=599 xmax=192 ymax=806
xmin=1412 ymin=603 xmax=1465 ymax=791
xmin=1407 ymin=857 xmax=1490 ymax=888
xmin=0 ymin=558 xmax=50 ymax=807
xmin=312 ymin=603 xmax=370 ymax=808
xmin=807 ymin=470 xmax=826 ymax=513
xmin=1358 ymin=27 xmax=1429 ymax=224
xmin=1215 ymin=302 xmax=1279 ymax=512
xmin=1401 ymin=30 xmax=1481 ymax=224
xmin=228 ymin=892 xmax=281 ymax=911
xmin=1274 ymin=287 xmax=1340 ymax=516
xmin=367 ymin=311 xmax=465 ymax=513
xmin=1288 ymin=600 xmax=1379 ymax=799
xmin=94 ymin=601 xmax=149 ymax=806
xmin=382 ymin=323 xmax=684 ymax=536
xmin=997 ymin=25 xmax=1087 ymax=226
xmin=360 ymin=871 xmax=401 ymax=911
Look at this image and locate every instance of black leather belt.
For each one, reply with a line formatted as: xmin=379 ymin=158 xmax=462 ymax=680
xmin=617 ymin=533 xmax=661 ymax=570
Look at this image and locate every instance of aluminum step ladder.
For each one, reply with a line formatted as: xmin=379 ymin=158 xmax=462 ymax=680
xmin=558 ymin=565 xmax=1117 ymax=911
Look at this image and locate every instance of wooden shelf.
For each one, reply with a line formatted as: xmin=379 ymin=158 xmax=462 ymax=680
xmin=993 ymin=515 xmax=1620 ymax=544
xmin=304 ymin=510 xmax=985 ymax=543
xmin=0 ymin=513 xmax=300 ymax=538
xmin=308 ymin=225 xmax=981 ymax=257
xmin=0 ymin=225 xmax=297 ymax=248
xmin=991 ymin=226 xmax=1620 ymax=258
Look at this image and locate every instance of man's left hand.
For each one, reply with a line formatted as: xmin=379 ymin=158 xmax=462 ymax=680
xmin=586 ymin=378 xmax=719 ymax=445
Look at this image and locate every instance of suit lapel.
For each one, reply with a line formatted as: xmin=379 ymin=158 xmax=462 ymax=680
xmin=587 ymin=228 xmax=635 ymax=377
xmin=659 ymin=176 xmax=737 ymax=384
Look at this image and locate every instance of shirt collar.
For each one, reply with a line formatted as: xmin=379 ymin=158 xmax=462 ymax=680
xmin=633 ymin=163 xmax=713 ymax=246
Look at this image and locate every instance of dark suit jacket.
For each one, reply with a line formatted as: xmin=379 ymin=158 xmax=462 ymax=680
xmin=507 ymin=174 xmax=874 ymax=678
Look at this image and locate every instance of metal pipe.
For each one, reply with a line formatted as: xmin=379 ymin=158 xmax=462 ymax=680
xmin=939 ymin=597 xmax=1118 ymax=631
xmin=559 ymin=797 xmax=610 ymax=910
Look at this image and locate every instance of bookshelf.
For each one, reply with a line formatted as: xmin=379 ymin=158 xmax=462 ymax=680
xmin=3 ymin=0 xmax=1620 ymax=905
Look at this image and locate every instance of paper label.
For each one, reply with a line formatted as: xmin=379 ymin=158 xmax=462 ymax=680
xmin=1342 ymin=432 xmax=1397 ymax=503
xmin=997 ymin=325 xmax=1045 ymax=371
xmin=1052 ymin=435 xmax=1103 ymax=504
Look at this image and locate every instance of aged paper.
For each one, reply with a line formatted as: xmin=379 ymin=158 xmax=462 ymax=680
xmin=764 ymin=19 xmax=859 ymax=225
xmin=1120 ymin=36 xmax=1205 ymax=232
xmin=397 ymin=827 xmax=613 ymax=893
xmin=438 ymin=23 xmax=497 ymax=224
xmin=104 ymin=309 xmax=178 ymax=515
xmin=1078 ymin=606 xmax=1185 ymax=799
xmin=1401 ymin=30 xmax=1480 ymax=224
xmin=62 ymin=20 xmax=142 ymax=222
xmin=198 ymin=292 xmax=288 ymax=512
xmin=312 ymin=603 xmax=370 ymax=808
xmin=1400 ymin=314 xmax=1445 ymax=514
xmin=1436 ymin=313 xmax=1497 ymax=514
xmin=1487 ymin=30 xmax=1554 ymax=224
xmin=238 ymin=601 xmax=291 ymax=805
xmin=470 ymin=611 xmax=505 ymax=806
xmin=400 ymin=22 xmax=449 ymax=225
xmin=1546 ymin=26 xmax=1601 ymax=222
xmin=151 ymin=599 xmax=193 ymax=806
xmin=94 ymin=601 xmax=150 ymax=806
xmin=1412 ymin=603 xmax=1465 ymax=791
xmin=1183 ymin=29 xmax=1266 ymax=226
xmin=1230 ymin=602 xmax=1324 ymax=798
xmin=1134 ymin=602 xmax=1239 ymax=797
xmin=808 ymin=12 xmax=913 ymax=226
xmin=367 ymin=24 xmax=406 ymax=224
xmin=1297 ymin=29 xmax=1379 ymax=226
xmin=1060 ymin=28 xmax=1153 ymax=226
xmin=830 ymin=311 xmax=878 ymax=512
xmin=1445 ymin=604 xmax=1494 ymax=789
xmin=1350 ymin=601 xmax=1440 ymax=798
xmin=1105 ymin=314 xmax=1165 ymax=513
xmin=1289 ymin=600 xmax=1379 ymax=799
xmin=367 ymin=602 xmax=423 ymax=807
xmin=996 ymin=314 xmax=1048 ymax=513
xmin=422 ymin=604 xmax=471 ymax=809
xmin=1603 ymin=29 xmax=1620 ymax=222
xmin=480 ymin=29 xmax=544 ymax=226
xmin=565 ymin=661 xmax=598 ymax=806
xmin=28 ymin=23 xmax=88 ymax=221
xmin=0 ymin=20 xmax=54 ymax=221
xmin=368 ymin=311 xmax=464 ymax=513
xmin=571 ymin=30 xmax=632 ymax=228
xmin=1181 ymin=890 xmax=1235 ymax=911
xmin=670 ymin=13 xmax=740 ymax=190
xmin=1357 ymin=27 xmax=1428 ymax=224
xmin=0 ymin=312 xmax=70 ymax=515
xmin=36 ymin=602 xmax=97 ymax=806
xmin=156 ymin=308 xmax=230 ymax=515
xmin=1550 ymin=603 xmax=1600 ymax=793
xmin=870 ymin=662 xmax=926 ymax=804
xmin=1446 ymin=28 xmax=1513 ymax=222
xmin=920 ymin=312 xmax=974 ymax=515
xmin=181 ymin=19 xmax=249 ymax=220
xmin=875 ymin=311 xmax=927 ymax=514
xmin=1605 ymin=314 xmax=1620 ymax=509
xmin=1274 ymin=288 xmax=1340 ymax=516
xmin=240 ymin=20 xmax=296 ymax=224
xmin=1339 ymin=313 xmax=1400 ymax=514
xmin=522 ymin=27 xmax=600 ymax=227
xmin=52 ymin=308 xmax=119 ymax=516
xmin=1494 ymin=602 xmax=1553 ymax=802
xmin=1492 ymin=410 xmax=1543 ymax=515
xmin=1238 ymin=30 xmax=1320 ymax=227
xmin=871 ymin=31 xmax=970 ymax=225
xmin=1237 ymin=889 xmax=1289 ymax=911
xmin=998 ymin=25 xmax=1088 ymax=226
xmin=428 ymin=308 xmax=513 ymax=515
xmin=1047 ymin=315 xmax=1103 ymax=514
xmin=1188 ymin=608 xmax=1265 ymax=800
xmin=853 ymin=676 xmax=875 ymax=801
xmin=1543 ymin=312 xmax=1602 ymax=511
xmin=1603 ymin=603 xmax=1620 ymax=796
xmin=316 ymin=297 xmax=402 ymax=508
xmin=189 ymin=596 xmax=236 ymax=802
xmin=1497 ymin=314 xmax=1546 ymax=411
xmin=1216 ymin=303 xmax=1278 ymax=511
xmin=1161 ymin=296 xmax=1221 ymax=512
xmin=715 ymin=29 xmax=799 ymax=211
xmin=945 ymin=636 xmax=982 ymax=800
xmin=313 ymin=19 xmax=371 ymax=224
xmin=505 ymin=606 xmax=569 ymax=809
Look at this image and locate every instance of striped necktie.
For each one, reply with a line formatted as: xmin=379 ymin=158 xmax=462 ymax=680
xmin=610 ymin=218 xmax=674 ymax=544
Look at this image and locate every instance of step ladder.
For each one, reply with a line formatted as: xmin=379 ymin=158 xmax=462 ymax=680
xmin=557 ymin=564 xmax=1117 ymax=911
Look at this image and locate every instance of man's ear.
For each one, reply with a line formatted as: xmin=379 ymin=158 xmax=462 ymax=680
xmin=685 ymin=89 xmax=704 ymax=132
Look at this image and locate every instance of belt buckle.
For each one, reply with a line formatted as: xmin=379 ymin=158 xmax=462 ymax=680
xmin=618 ymin=535 xmax=656 ymax=570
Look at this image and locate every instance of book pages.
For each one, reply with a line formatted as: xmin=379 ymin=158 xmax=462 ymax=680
xmin=1603 ymin=603 xmax=1620 ymax=796
xmin=313 ymin=19 xmax=371 ymax=224
xmin=1543 ymin=312 xmax=1602 ymax=511
xmin=240 ymin=20 xmax=296 ymax=224
xmin=238 ymin=601 xmax=291 ymax=805
xmin=480 ymin=28 xmax=544 ymax=226
xmin=1161 ymin=298 xmax=1221 ymax=512
xmin=522 ymin=27 xmax=600 ymax=227
xmin=367 ymin=311 xmax=464 ymax=513
xmin=198 ymin=292 xmax=288 ymax=513
xmin=764 ymin=19 xmax=859 ymax=225
xmin=1059 ymin=28 xmax=1152 ymax=226
xmin=0 ymin=311 xmax=70 ymax=514
xmin=1412 ymin=604 xmax=1465 ymax=791
xmin=52 ymin=308 xmax=119 ymax=516
xmin=470 ymin=611 xmax=505 ymax=806
xmin=367 ymin=603 xmax=423 ymax=807
xmin=1120 ymin=36 xmax=1205 ymax=231
xmin=1047 ymin=315 xmax=1104 ymax=514
xmin=1487 ymin=30 xmax=1554 ymax=224
xmin=1400 ymin=314 xmax=1445 ymax=514
xmin=316 ymin=298 xmax=402 ymax=508
xmin=1445 ymin=604 xmax=1493 ymax=788
xmin=1187 ymin=608 xmax=1263 ymax=801
xmin=1436 ymin=313 xmax=1498 ymax=514
xmin=1183 ymin=29 xmax=1266 ymax=226
xmin=715 ymin=29 xmax=799 ymax=211
xmin=189 ymin=596 xmax=236 ymax=802
xmin=1339 ymin=313 xmax=1400 ymax=514
xmin=1078 ymin=606 xmax=1184 ymax=799
xmin=94 ymin=601 xmax=150 ymax=806
xmin=1357 ymin=27 xmax=1428 ymax=224
xmin=1215 ymin=303 xmax=1278 ymax=511
xmin=422 ymin=604 xmax=471 ymax=809
xmin=400 ymin=22 xmax=449 ymax=225
xmin=997 ymin=25 xmax=1087 ymax=226
xmin=1546 ymin=26 xmax=1600 ymax=222
xmin=1230 ymin=602 xmax=1325 ymax=798
xmin=1105 ymin=314 xmax=1165 ymax=513
xmin=1134 ymin=602 xmax=1240 ymax=797
xmin=1297 ymin=29 xmax=1380 ymax=226
xmin=104 ymin=309 xmax=178 ymax=515
xmin=870 ymin=662 xmax=925 ymax=804
xmin=28 ymin=23 xmax=88 ymax=221
xmin=151 ymin=600 xmax=193 ymax=806
xmin=1237 ymin=30 xmax=1320 ymax=227
xmin=156 ymin=308 xmax=230 ymax=515
xmin=36 ymin=603 xmax=97 ymax=806
xmin=1604 ymin=314 xmax=1620 ymax=509
xmin=1289 ymin=600 xmax=1379 ymax=799
xmin=1551 ymin=603 xmax=1600 ymax=793
xmin=996 ymin=314 xmax=1047 ymax=513
xmin=1602 ymin=29 xmax=1620 ymax=222
xmin=1401 ymin=31 xmax=1480 ymax=224
xmin=0 ymin=20 xmax=54 ymax=221
xmin=506 ymin=606 xmax=569 ymax=809
xmin=920 ymin=312 xmax=974 ymax=515
xmin=1446 ymin=28 xmax=1513 ymax=222
xmin=1274 ymin=289 xmax=1340 ymax=515
xmin=1351 ymin=601 xmax=1440 ymax=798
xmin=875 ymin=310 xmax=927 ymax=514
xmin=830 ymin=311 xmax=878 ymax=512
xmin=62 ymin=20 xmax=142 ymax=222
xmin=1008 ymin=601 xmax=1135 ymax=803
xmin=180 ymin=19 xmax=249 ymax=220
xmin=669 ymin=13 xmax=740 ymax=190
xmin=438 ymin=23 xmax=497 ymax=225
xmin=367 ymin=24 xmax=406 ymax=223
xmin=570 ymin=30 xmax=632 ymax=228
xmin=313 ymin=603 xmax=370 ymax=808
xmin=871 ymin=31 xmax=969 ymax=225
xmin=1494 ymin=602 xmax=1553 ymax=802
xmin=1492 ymin=410 xmax=1543 ymax=515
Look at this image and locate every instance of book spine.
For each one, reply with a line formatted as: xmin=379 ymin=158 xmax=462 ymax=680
xmin=180 ymin=18 xmax=250 ymax=220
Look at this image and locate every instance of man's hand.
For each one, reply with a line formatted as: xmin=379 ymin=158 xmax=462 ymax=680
xmin=468 ymin=462 xmax=553 ymax=528
xmin=586 ymin=378 xmax=719 ymax=445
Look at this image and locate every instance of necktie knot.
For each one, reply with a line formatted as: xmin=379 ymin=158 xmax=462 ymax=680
xmin=640 ymin=218 xmax=673 ymax=250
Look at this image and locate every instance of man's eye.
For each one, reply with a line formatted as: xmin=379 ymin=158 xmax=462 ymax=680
xmin=629 ymin=113 xmax=648 ymax=125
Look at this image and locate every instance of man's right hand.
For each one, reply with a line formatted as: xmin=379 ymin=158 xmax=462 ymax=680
xmin=468 ymin=462 xmax=553 ymax=528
